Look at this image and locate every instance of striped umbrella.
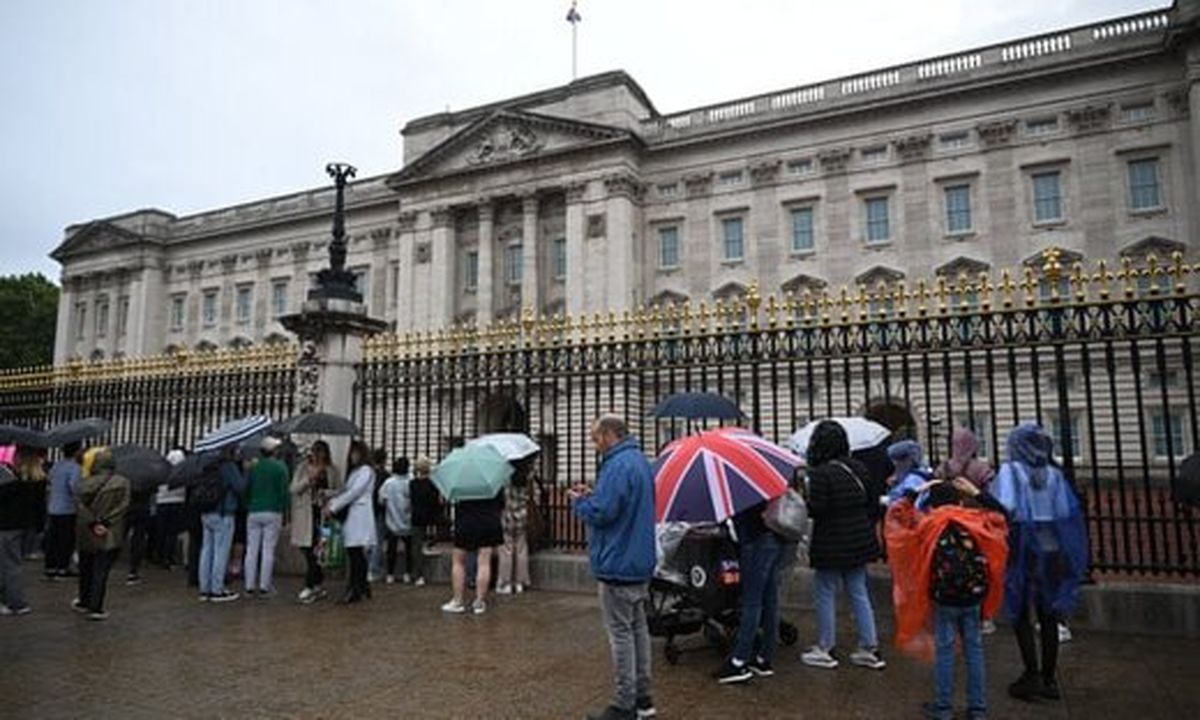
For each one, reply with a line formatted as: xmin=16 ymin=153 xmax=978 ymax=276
xmin=653 ymin=427 xmax=803 ymax=523
xmin=193 ymin=415 xmax=273 ymax=454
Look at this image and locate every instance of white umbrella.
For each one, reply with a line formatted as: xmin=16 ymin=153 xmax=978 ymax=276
xmin=787 ymin=417 xmax=891 ymax=455
xmin=194 ymin=415 xmax=273 ymax=454
xmin=466 ymin=432 xmax=540 ymax=461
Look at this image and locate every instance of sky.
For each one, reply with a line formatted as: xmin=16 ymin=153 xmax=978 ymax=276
xmin=0 ymin=0 xmax=1168 ymax=281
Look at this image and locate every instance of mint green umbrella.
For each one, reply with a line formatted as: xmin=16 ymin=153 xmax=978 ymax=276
xmin=432 ymin=444 xmax=513 ymax=502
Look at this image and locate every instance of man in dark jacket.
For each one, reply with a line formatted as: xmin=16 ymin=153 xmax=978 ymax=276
xmin=572 ymin=415 xmax=656 ymax=720
xmin=0 ymin=464 xmax=39 ymax=615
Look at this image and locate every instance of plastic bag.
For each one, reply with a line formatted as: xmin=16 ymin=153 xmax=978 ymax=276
xmin=763 ymin=489 xmax=809 ymax=543
xmin=318 ymin=520 xmax=345 ymax=570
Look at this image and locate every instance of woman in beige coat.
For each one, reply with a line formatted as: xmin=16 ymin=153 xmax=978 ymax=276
xmin=73 ymin=449 xmax=130 ymax=621
xmin=290 ymin=440 xmax=340 ymax=604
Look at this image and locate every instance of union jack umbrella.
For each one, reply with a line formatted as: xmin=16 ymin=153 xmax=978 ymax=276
xmin=653 ymin=427 xmax=804 ymax=523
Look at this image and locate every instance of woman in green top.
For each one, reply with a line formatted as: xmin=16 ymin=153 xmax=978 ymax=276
xmin=244 ymin=437 xmax=291 ymax=596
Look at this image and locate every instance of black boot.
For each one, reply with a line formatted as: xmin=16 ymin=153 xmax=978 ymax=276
xmin=1008 ymin=671 xmax=1043 ymax=702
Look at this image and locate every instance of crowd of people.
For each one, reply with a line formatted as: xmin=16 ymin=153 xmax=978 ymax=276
xmin=0 ymin=433 xmax=536 ymax=619
xmin=1 ymin=413 xmax=1089 ymax=720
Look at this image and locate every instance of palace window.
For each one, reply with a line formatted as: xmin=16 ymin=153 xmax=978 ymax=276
xmin=717 ymin=170 xmax=744 ymax=188
xmin=169 ymin=295 xmax=185 ymax=332
xmin=271 ymin=279 xmax=289 ymax=317
xmin=95 ymin=298 xmax=109 ymax=338
xmin=235 ymin=285 xmax=253 ymax=325
xmin=75 ymin=303 xmax=87 ymax=339
xmin=658 ymin=226 xmax=680 ymax=269
xmin=202 ymin=289 xmax=218 ymax=327
xmin=1026 ymin=116 xmax=1059 ymax=136
xmin=1151 ymin=411 xmax=1186 ymax=459
xmin=865 ymin=197 xmax=890 ymax=243
xmin=944 ymin=184 xmax=973 ymax=234
xmin=939 ymin=131 xmax=970 ymax=149
xmin=861 ymin=145 xmax=888 ymax=163
xmin=721 ymin=217 xmax=744 ymax=261
xmin=505 ymin=243 xmax=523 ymax=285
xmin=1127 ymin=158 xmax=1162 ymax=211
xmin=1032 ymin=171 xmax=1063 ymax=222
xmin=1047 ymin=412 xmax=1083 ymax=462
xmin=351 ymin=267 xmax=370 ymax=300
xmin=790 ymin=207 xmax=814 ymax=253
xmin=1121 ymin=101 xmax=1155 ymax=124
xmin=552 ymin=238 xmax=567 ymax=281
xmin=786 ymin=158 xmax=814 ymax=175
xmin=116 ymin=296 xmax=129 ymax=337
xmin=464 ymin=250 xmax=479 ymax=291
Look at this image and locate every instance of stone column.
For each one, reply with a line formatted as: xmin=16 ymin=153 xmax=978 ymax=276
xmin=1185 ymin=42 xmax=1200 ymax=253
xmin=429 ymin=206 xmax=454 ymax=329
xmin=395 ymin=211 xmax=418 ymax=331
xmin=520 ymin=193 xmax=540 ymax=312
xmin=564 ymin=181 xmax=588 ymax=317
xmin=477 ymin=198 xmax=495 ymax=325
xmin=53 ymin=277 xmax=75 ymax=363
xmin=603 ymin=173 xmax=642 ymax=310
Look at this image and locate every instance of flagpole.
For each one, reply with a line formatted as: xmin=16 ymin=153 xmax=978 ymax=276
xmin=572 ymin=21 xmax=578 ymax=80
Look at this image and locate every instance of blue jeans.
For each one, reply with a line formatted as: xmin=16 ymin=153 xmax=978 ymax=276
xmin=932 ymin=604 xmax=986 ymax=717
xmin=199 ymin=513 xmax=235 ymax=595
xmin=814 ymin=566 xmax=878 ymax=651
xmin=731 ymin=532 xmax=783 ymax=663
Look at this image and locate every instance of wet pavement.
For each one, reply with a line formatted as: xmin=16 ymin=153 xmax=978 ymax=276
xmin=2 ymin=565 xmax=1198 ymax=719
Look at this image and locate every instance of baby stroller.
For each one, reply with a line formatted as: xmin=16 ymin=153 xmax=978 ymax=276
xmin=648 ymin=523 xmax=799 ymax=665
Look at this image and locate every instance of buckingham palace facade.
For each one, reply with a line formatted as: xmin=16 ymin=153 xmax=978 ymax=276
xmin=50 ymin=3 xmax=1200 ymax=364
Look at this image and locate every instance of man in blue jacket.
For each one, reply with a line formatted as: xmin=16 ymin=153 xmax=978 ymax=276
xmin=572 ymin=415 xmax=657 ymax=720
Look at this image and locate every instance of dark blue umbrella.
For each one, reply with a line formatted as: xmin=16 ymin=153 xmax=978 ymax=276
xmin=166 ymin=451 xmax=221 ymax=488
xmin=0 ymin=424 xmax=50 ymax=448
xmin=652 ymin=392 xmax=743 ymax=421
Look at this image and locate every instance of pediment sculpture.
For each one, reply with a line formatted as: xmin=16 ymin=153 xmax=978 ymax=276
xmin=467 ymin=122 xmax=543 ymax=166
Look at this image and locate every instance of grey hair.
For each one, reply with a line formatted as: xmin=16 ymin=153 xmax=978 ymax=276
xmin=593 ymin=414 xmax=629 ymax=439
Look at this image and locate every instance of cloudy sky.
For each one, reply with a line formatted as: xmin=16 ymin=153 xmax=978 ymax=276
xmin=0 ymin=0 xmax=1166 ymax=280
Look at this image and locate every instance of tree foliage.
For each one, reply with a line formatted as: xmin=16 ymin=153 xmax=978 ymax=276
xmin=0 ymin=273 xmax=59 ymax=369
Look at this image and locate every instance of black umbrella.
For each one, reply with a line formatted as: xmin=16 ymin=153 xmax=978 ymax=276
xmin=651 ymin=392 xmax=744 ymax=421
xmin=46 ymin=417 xmax=112 ymax=447
xmin=110 ymin=444 xmax=172 ymax=494
xmin=273 ymin=412 xmax=360 ymax=436
xmin=167 ymin=451 xmax=221 ymax=488
xmin=0 ymin=425 xmax=51 ymax=448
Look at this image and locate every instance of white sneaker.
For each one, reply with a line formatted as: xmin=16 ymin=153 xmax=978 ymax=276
xmin=441 ymin=599 xmax=467 ymax=614
xmin=367 ymin=573 xmax=381 ymax=584
xmin=981 ymin=619 xmax=997 ymax=635
xmin=849 ymin=647 xmax=887 ymax=670
xmin=472 ymin=599 xmax=487 ymax=615
xmin=298 ymin=587 xmax=315 ymax=603
xmin=402 ymin=573 xmax=412 ymax=584
xmin=414 ymin=577 xmax=426 ymax=587
xmin=496 ymin=584 xmax=513 ymax=595
xmin=385 ymin=575 xmax=396 ymax=585
xmin=801 ymin=646 xmax=839 ymax=669
xmin=0 ymin=604 xmax=11 ymax=616
xmin=1058 ymin=623 xmax=1073 ymax=643
xmin=515 ymin=583 xmax=526 ymax=594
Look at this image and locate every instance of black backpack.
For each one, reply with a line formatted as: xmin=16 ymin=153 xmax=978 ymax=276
xmin=929 ymin=522 xmax=989 ymax=607
xmin=191 ymin=470 xmax=225 ymax=514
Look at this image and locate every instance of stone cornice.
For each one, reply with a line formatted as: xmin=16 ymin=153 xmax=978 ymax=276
xmin=397 ymin=210 xmax=419 ymax=233
xmin=603 ymin=173 xmax=646 ymax=201
xmin=977 ymin=119 xmax=1018 ymax=147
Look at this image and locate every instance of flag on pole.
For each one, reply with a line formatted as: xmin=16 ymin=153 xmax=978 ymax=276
xmin=566 ymin=1 xmax=581 ymax=24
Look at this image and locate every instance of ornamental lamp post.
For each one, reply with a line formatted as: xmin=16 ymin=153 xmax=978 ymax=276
xmin=308 ymin=162 xmax=362 ymax=302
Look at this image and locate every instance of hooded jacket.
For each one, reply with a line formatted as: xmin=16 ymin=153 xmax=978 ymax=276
xmin=76 ymin=454 xmax=131 ymax=554
xmin=573 ymin=436 xmax=656 ymax=583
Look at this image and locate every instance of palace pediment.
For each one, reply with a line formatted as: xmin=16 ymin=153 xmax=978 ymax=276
xmin=388 ymin=109 xmax=637 ymax=186
xmin=50 ymin=221 xmax=159 ymax=261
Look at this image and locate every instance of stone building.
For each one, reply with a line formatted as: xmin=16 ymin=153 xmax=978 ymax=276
xmin=50 ymin=3 xmax=1200 ymax=364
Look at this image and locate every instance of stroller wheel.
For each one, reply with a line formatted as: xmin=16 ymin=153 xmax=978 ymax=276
xmin=664 ymin=643 xmax=681 ymax=665
xmin=779 ymin=621 xmax=799 ymax=647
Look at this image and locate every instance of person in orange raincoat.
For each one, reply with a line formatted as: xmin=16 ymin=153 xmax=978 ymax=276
xmin=885 ymin=477 xmax=1009 ymax=720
